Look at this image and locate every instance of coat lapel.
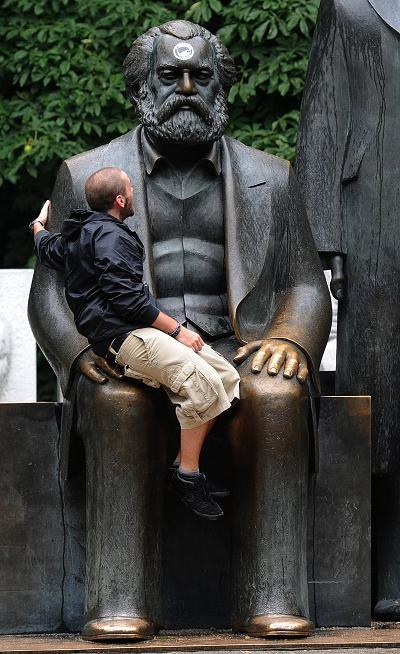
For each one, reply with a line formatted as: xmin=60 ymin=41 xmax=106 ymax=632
xmin=368 ymin=0 xmax=400 ymax=35
xmin=123 ymin=127 xmax=156 ymax=296
xmin=221 ymin=136 xmax=270 ymax=341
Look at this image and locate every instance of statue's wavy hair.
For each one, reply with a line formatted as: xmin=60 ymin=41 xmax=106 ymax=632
xmin=123 ymin=20 xmax=236 ymax=104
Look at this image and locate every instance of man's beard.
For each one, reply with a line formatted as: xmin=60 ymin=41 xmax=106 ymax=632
xmin=135 ymin=83 xmax=229 ymax=146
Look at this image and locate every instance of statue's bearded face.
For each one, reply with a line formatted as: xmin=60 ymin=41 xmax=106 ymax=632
xmin=136 ymin=34 xmax=229 ymax=146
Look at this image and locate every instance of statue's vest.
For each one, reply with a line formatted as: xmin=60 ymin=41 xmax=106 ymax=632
xmin=146 ymin=174 xmax=232 ymax=337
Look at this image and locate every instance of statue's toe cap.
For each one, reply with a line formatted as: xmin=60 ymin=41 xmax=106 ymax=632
xmin=235 ymin=614 xmax=314 ymax=638
xmin=81 ymin=617 xmax=155 ymax=641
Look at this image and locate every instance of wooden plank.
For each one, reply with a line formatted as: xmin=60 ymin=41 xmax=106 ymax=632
xmin=1 ymin=626 xmax=400 ymax=653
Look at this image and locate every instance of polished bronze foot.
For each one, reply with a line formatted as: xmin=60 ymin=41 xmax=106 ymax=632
xmin=81 ymin=617 xmax=155 ymax=641
xmin=234 ymin=614 xmax=314 ymax=638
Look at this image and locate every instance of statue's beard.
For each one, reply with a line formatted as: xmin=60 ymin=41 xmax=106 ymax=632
xmin=135 ymin=83 xmax=229 ymax=145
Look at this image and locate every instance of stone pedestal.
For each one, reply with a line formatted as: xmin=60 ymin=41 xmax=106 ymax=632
xmin=0 ymin=396 xmax=370 ymax=633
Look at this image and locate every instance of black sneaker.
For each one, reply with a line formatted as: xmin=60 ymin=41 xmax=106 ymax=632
xmin=170 ymin=470 xmax=224 ymax=520
xmin=168 ymin=465 xmax=230 ymax=498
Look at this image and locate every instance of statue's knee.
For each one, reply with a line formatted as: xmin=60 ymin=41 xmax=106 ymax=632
xmin=77 ymin=374 xmax=159 ymax=435
xmin=240 ymin=371 xmax=306 ymax=409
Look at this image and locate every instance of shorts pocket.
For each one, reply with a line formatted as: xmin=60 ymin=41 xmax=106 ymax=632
xmin=171 ymin=363 xmax=219 ymax=417
xmin=170 ymin=362 xmax=195 ymax=393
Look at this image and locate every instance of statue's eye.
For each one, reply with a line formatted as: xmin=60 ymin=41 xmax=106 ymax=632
xmin=196 ymin=70 xmax=212 ymax=81
xmin=159 ymin=69 xmax=178 ymax=82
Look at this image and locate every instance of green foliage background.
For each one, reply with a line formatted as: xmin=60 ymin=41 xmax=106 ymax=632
xmin=0 ymin=0 xmax=319 ymax=397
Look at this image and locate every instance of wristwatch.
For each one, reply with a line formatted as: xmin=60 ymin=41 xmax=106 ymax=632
xmin=28 ymin=218 xmax=45 ymax=231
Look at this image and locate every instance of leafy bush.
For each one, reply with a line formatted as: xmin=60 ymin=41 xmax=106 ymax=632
xmin=0 ymin=0 xmax=319 ymax=265
xmin=0 ymin=0 xmax=319 ymax=398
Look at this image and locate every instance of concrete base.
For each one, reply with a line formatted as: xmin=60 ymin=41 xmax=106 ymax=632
xmin=0 ymin=396 xmax=371 ymax=634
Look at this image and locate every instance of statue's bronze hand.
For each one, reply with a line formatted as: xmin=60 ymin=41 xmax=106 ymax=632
xmin=233 ymin=338 xmax=309 ymax=383
xmin=79 ymin=351 xmax=124 ymax=384
xmin=328 ymin=254 xmax=345 ymax=301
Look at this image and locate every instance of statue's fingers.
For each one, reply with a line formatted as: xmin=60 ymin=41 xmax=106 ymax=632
xmin=283 ymin=355 xmax=299 ymax=379
xmin=95 ymin=356 xmax=124 ymax=379
xmin=79 ymin=359 xmax=107 ymax=384
xmin=296 ymin=362 xmax=309 ymax=384
xmin=251 ymin=344 xmax=273 ymax=373
xmin=267 ymin=350 xmax=286 ymax=376
xmin=233 ymin=340 xmax=263 ymax=364
xmin=330 ymin=277 xmax=345 ymax=301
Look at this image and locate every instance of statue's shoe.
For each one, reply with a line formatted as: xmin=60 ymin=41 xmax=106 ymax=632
xmin=374 ymin=599 xmax=400 ymax=620
xmin=81 ymin=617 xmax=155 ymax=641
xmin=234 ymin=614 xmax=314 ymax=638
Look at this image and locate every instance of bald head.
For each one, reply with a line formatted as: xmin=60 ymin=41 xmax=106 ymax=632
xmin=85 ymin=167 xmax=131 ymax=213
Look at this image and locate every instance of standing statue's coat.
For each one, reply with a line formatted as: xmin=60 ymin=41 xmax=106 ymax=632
xmin=296 ymin=0 xmax=400 ymax=473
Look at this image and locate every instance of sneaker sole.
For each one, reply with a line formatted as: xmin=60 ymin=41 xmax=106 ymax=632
xmin=172 ymin=490 xmax=224 ymax=520
xmin=191 ymin=505 xmax=224 ymax=520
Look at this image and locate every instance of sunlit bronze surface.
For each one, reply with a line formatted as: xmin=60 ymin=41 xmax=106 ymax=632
xmin=81 ymin=618 xmax=155 ymax=642
xmin=234 ymin=614 xmax=314 ymax=638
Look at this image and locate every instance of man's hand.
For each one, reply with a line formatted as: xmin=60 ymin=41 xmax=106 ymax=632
xmin=175 ymin=326 xmax=204 ymax=352
xmin=31 ymin=200 xmax=51 ymax=235
xmin=37 ymin=200 xmax=50 ymax=226
xmin=233 ymin=338 xmax=309 ymax=383
xmin=79 ymin=351 xmax=124 ymax=384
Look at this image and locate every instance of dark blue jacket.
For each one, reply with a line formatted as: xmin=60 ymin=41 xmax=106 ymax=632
xmin=34 ymin=210 xmax=160 ymax=354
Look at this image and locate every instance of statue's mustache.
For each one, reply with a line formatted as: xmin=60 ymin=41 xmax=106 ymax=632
xmin=157 ymin=94 xmax=213 ymax=126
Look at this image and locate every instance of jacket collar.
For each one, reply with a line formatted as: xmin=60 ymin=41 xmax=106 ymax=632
xmin=368 ymin=0 xmax=400 ymax=35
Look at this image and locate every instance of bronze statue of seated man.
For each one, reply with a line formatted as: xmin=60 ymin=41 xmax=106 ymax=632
xmin=28 ymin=20 xmax=331 ymax=641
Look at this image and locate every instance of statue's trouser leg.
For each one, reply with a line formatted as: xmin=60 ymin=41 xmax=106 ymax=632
xmin=373 ymin=474 xmax=400 ymax=618
xmin=229 ymin=371 xmax=310 ymax=624
xmin=76 ymin=374 xmax=169 ymax=626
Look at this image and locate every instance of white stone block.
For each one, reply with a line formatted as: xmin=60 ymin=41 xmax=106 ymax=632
xmin=320 ymin=270 xmax=338 ymax=372
xmin=0 ymin=269 xmax=36 ymax=402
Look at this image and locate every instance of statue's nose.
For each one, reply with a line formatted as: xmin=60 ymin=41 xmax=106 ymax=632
xmin=176 ymin=70 xmax=197 ymax=95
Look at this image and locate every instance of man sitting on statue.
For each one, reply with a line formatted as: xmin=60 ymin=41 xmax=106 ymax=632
xmin=29 ymin=167 xmax=240 ymax=521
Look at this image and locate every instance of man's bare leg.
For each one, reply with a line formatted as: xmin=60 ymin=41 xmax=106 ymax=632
xmin=174 ymin=418 xmax=217 ymax=470
xmin=171 ymin=418 xmax=223 ymax=519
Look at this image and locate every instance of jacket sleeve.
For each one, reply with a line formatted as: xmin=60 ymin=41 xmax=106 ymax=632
xmin=93 ymin=229 xmax=160 ymax=325
xmin=34 ymin=230 xmax=65 ymax=272
xmin=295 ymin=0 xmax=349 ymax=254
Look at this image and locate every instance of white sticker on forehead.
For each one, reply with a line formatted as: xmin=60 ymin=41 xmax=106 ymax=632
xmin=173 ymin=42 xmax=194 ymax=61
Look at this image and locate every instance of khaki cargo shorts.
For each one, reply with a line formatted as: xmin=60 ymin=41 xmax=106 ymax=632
xmin=115 ymin=327 xmax=240 ymax=429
